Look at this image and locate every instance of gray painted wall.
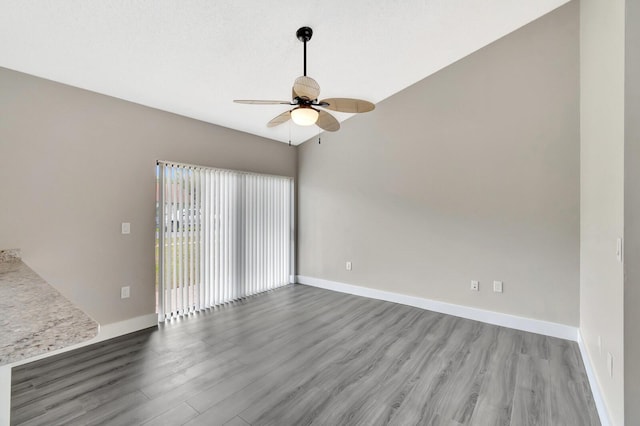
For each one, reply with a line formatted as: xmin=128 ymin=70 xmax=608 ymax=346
xmin=298 ymin=3 xmax=579 ymax=325
xmin=580 ymin=0 xmax=626 ymax=423
xmin=0 ymin=67 xmax=297 ymax=325
xmin=625 ymin=0 xmax=640 ymax=422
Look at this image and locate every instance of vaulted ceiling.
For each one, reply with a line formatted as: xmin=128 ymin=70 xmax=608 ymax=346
xmin=0 ymin=0 xmax=569 ymax=144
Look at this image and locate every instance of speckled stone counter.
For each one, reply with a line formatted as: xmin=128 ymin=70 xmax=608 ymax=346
xmin=0 ymin=249 xmax=98 ymax=366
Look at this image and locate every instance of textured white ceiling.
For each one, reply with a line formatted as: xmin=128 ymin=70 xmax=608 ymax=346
xmin=0 ymin=0 xmax=569 ymax=145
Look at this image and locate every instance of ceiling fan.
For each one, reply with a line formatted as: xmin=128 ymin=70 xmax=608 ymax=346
xmin=234 ymin=27 xmax=375 ymax=132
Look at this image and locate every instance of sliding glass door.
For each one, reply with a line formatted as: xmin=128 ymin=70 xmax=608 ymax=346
xmin=156 ymin=161 xmax=294 ymax=321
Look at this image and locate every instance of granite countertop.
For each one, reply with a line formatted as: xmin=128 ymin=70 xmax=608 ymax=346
xmin=0 ymin=249 xmax=99 ymax=366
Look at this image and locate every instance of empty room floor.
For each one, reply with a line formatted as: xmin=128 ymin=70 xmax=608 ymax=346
xmin=11 ymin=284 xmax=600 ymax=426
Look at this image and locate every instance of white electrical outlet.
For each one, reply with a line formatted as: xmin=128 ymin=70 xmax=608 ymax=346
xmin=470 ymin=280 xmax=479 ymax=291
xmin=121 ymin=286 xmax=130 ymax=299
xmin=493 ymin=280 xmax=503 ymax=293
xmin=346 ymin=261 xmax=352 ymax=271
xmin=121 ymin=222 xmax=131 ymax=234
xmin=607 ymin=352 xmax=614 ymax=378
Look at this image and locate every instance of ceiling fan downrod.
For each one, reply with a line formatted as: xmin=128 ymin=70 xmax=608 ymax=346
xmin=296 ymin=27 xmax=313 ymax=77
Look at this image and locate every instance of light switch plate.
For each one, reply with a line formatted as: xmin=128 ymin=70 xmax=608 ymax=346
xmin=121 ymin=286 xmax=130 ymax=299
xmin=493 ymin=280 xmax=503 ymax=293
xmin=121 ymin=222 xmax=131 ymax=234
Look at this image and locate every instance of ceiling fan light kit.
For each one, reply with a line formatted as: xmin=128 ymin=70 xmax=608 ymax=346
xmin=291 ymin=106 xmax=319 ymax=126
xmin=234 ymin=26 xmax=375 ymax=134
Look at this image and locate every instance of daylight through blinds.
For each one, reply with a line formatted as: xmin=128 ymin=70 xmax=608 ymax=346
xmin=157 ymin=162 xmax=294 ymax=320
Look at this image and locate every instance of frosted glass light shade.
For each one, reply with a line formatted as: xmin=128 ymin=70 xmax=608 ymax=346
xmin=291 ymin=107 xmax=319 ymax=126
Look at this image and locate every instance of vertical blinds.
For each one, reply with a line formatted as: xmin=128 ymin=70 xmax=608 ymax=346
xmin=157 ymin=161 xmax=294 ymax=321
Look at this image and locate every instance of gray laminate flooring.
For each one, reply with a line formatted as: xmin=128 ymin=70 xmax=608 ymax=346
xmin=11 ymin=284 xmax=600 ymax=426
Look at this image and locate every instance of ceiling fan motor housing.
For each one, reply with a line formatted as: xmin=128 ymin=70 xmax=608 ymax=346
xmin=293 ymin=76 xmax=320 ymax=101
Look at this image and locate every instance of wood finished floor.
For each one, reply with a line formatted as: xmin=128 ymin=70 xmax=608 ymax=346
xmin=11 ymin=284 xmax=600 ymax=426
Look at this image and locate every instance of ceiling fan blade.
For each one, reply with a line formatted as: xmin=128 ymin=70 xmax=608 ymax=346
xmin=316 ymin=110 xmax=340 ymax=132
xmin=319 ymin=98 xmax=375 ymax=113
xmin=293 ymin=76 xmax=320 ymax=100
xmin=234 ymin=100 xmax=291 ymax=105
xmin=267 ymin=110 xmax=291 ymax=128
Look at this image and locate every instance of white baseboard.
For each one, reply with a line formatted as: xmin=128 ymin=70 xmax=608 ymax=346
xmin=577 ymin=331 xmax=611 ymax=426
xmin=296 ymin=275 xmax=578 ymax=341
xmin=93 ymin=313 xmax=159 ymax=343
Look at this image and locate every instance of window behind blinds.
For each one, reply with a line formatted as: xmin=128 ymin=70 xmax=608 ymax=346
xmin=157 ymin=161 xmax=294 ymax=321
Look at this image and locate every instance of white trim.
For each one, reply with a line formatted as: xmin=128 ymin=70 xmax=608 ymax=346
xmin=92 ymin=313 xmax=159 ymax=344
xmin=156 ymin=160 xmax=294 ymax=180
xmin=296 ymin=275 xmax=578 ymax=341
xmin=577 ymin=331 xmax=611 ymax=426
xmin=0 ymin=365 xmax=11 ymax=426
